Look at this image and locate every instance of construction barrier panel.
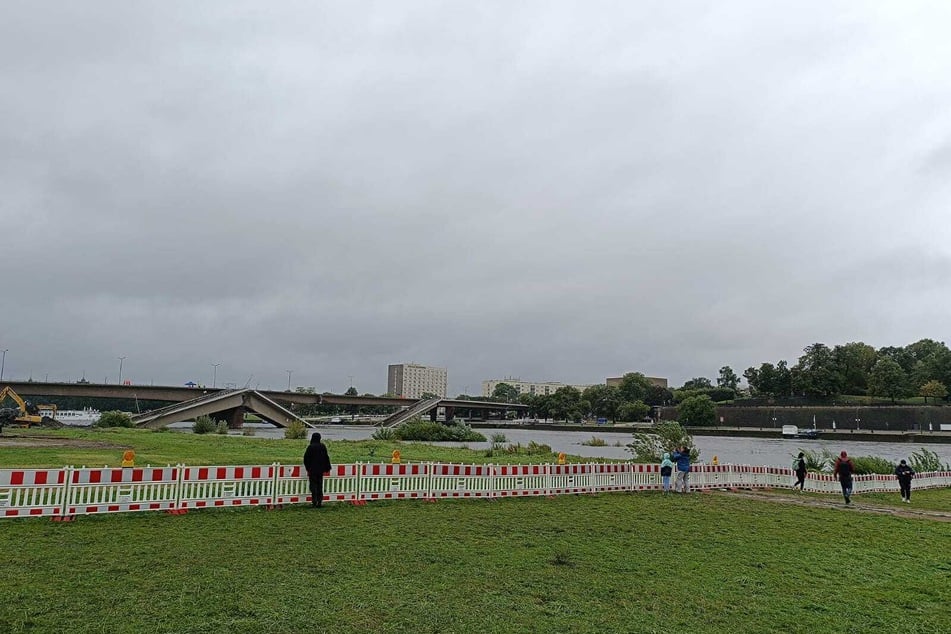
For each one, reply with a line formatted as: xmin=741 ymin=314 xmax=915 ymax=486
xmin=0 ymin=468 xmax=68 ymax=518
xmin=1 ymin=464 xmax=950 ymax=520
xmin=631 ymin=463 xmax=661 ymax=491
xmin=66 ymin=466 xmax=180 ymax=516
xmin=178 ymin=465 xmax=275 ymax=510
xmin=493 ymin=464 xmax=549 ymax=498
xmin=273 ymin=463 xmax=360 ymax=506
xmin=359 ymin=463 xmax=430 ymax=501
xmin=429 ymin=463 xmax=494 ymax=499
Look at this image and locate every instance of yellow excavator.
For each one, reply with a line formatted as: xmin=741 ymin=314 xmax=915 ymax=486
xmin=0 ymin=386 xmax=57 ymax=429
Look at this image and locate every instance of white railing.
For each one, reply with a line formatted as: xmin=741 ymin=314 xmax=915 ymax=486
xmin=1 ymin=463 xmax=948 ymax=520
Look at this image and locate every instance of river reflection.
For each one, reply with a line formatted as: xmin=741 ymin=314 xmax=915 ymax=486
xmin=232 ymin=424 xmax=951 ymax=467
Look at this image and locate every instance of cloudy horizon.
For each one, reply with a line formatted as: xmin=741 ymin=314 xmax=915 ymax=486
xmin=2 ymin=1 xmax=950 ymax=394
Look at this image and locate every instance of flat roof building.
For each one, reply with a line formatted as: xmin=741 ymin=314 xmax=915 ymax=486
xmin=482 ymin=378 xmax=594 ymax=398
xmin=388 ymin=363 xmax=448 ymax=399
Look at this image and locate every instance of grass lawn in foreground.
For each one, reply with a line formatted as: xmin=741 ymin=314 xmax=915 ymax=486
xmin=1 ymin=491 xmax=949 ymax=633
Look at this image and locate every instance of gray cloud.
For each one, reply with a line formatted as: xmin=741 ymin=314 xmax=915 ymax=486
xmin=3 ymin=1 xmax=951 ymax=393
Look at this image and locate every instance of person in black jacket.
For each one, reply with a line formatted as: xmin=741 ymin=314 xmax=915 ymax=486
xmin=793 ymin=452 xmax=807 ymax=491
xmin=894 ymin=459 xmax=915 ymax=503
xmin=303 ymin=433 xmax=332 ymax=508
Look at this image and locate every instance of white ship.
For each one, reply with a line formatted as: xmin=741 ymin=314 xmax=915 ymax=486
xmin=38 ymin=407 xmax=102 ymax=426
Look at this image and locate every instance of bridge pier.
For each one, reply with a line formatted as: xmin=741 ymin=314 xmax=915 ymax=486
xmin=214 ymin=407 xmax=245 ymax=430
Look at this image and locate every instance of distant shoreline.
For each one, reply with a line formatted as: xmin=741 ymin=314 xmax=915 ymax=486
xmin=468 ymin=421 xmax=951 ymax=444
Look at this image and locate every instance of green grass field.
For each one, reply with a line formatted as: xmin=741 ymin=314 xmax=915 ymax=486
xmin=2 ymin=491 xmax=949 ymax=633
xmin=2 ymin=428 xmax=949 ymax=633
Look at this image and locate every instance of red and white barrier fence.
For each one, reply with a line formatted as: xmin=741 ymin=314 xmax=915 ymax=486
xmin=1 ymin=463 xmax=948 ymax=521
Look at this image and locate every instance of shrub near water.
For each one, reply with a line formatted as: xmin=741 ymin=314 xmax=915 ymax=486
xmin=394 ymin=419 xmax=486 ymax=442
xmin=95 ymin=411 xmax=133 ymax=428
xmin=192 ymin=415 xmax=216 ymax=435
xmin=284 ymin=420 xmax=307 ymax=440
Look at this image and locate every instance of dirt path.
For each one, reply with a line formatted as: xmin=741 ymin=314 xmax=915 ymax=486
xmin=716 ymin=489 xmax=951 ymax=522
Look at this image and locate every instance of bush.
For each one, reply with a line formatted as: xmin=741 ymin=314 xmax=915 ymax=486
xmin=394 ymin=419 xmax=486 ymax=442
xmin=850 ymin=455 xmax=896 ymax=475
xmin=909 ymin=448 xmax=949 ymax=472
xmin=284 ymin=420 xmax=307 ymax=440
xmin=96 ymin=411 xmax=133 ymax=428
xmin=627 ymin=421 xmax=699 ymax=463
xmin=617 ymin=400 xmax=650 ymax=422
xmin=371 ymin=427 xmax=396 ymax=441
xmin=582 ymin=436 xmax=607 ymax=447
xmin=192 ymin=415 xmax=216 ymax=435
xmin=503 ymin=441 xmax=554 ymax=456
xmin=793 ymin=449 xmax=830 ymax=472
xmin=676 ymin=395 xmax=717 ymax=426
xmin=215 ymin=422 xmax=229 ymax=435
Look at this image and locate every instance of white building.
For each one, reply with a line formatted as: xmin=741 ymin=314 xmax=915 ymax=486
xmin=388 ymin=363 xmax=448 ymax=399
xmin=482 ymin=378 xmax=594 ymax=398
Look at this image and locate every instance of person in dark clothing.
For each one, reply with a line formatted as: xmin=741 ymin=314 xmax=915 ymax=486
xmin=894 ymin=459 xmax=915 ymax=503
xmin=833 ymin=451 xmax=854 ymax=505
xmin=793 ymin=452 xmax=807 ymax=491
xmin=303 ymin=433 xmax=332 ymax=508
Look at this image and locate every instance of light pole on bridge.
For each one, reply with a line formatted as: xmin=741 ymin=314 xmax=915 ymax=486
xmin=212 ymin=363 xmax=221 ymax=389
xmin=286 ymin=369 xmax=293 ymax=392
xmin=117 ymin=357 xmax=126 ymax=385
xmin=0 ymin=349 xmax=7 ymax=382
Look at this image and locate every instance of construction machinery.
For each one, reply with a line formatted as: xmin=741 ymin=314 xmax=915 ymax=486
xmin=0 ymin=386 xmax=57 ymax=429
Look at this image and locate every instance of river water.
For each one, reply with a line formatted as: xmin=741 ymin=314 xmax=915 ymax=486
xmin=226 ymin=424 xmax=951 ymax=467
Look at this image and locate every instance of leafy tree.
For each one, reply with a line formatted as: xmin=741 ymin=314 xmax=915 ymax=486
xmin=792 ymin=343 xmax=844 ymax=398
xmin=644 ymin=384 xmax=674 ymax=406
xmin=617 ymin=373 xmax=652 ymax=403
xmin=867 ymin=357 xmax=910 ymax=402
xmin=682 ymin=377 xmax=712 ymax=390
xmin=616 ymin=400 xmax=650 ymax=422
xmin=582 ymin=385 xmax=623 ymax=421
xmin=491 ymin=382 xmax=519 ymax=402
xmin=676 ymin=395 xmax=717 ymax=426
xmin=345 ymin=386 xmax=359 ymax=396
xmin=627 ymin=421 xmax=699 ymax=463
xmin=832 ymin=342 xmax=877 ymax=395
xmin=716 ymin=366 xmax=740 ymax=391
xmin=550 ymin=386 xmax=582 ymax=422
xmin=919 ymin=380 xmax=948 ymax=404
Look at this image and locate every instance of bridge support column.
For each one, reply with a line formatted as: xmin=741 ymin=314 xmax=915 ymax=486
xmin=444 ymin=406 xmax=455 ymax=422
xmin=215 ymin=407 xmax=245 ymax=430
xmin=430 ymin=408 xmax=438 ymax=422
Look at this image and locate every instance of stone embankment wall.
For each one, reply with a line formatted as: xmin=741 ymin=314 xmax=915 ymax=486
xmin=658 ymin=405 xmax=951 ymax=431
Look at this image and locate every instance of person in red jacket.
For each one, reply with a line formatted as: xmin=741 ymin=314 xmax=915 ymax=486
xmin=833 ymin=451 xmax=854 ymax=505
xmin=303 ymin=433 xmax=332 ymax=508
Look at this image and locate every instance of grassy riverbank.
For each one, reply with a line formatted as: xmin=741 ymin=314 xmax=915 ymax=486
xmin=0 ymin=427 xmax=569 ymax=468
xmin=2 ymin=491 xmax=949 ymax=633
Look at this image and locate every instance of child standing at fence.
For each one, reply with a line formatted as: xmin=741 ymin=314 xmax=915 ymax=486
xmin=660 ymin=452 xmax=674 ymax=493
xmin=894 ymin=459 xmax=915 ymax=503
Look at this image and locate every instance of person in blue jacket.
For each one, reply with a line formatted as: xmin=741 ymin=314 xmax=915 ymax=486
xmin=660 ymin=452 xmax=674 ymax=493
xmin=671 ymin=445 xmax=692 ymax=493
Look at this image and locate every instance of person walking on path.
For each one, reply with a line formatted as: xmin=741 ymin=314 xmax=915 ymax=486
xmin=303 ymin=432 xmax=332 ymax=508
xmin=793 ymin=452 xmax=807 ymax=491
xmin=671 ymin=445 xmax=691 ymax=493
xmin=833 ymin=451 xmax=854 ymax=505
xmin=895 ymin=459 xmax=915 ymax=503
xmin=660 ymin=452 xmax=674 ymax=493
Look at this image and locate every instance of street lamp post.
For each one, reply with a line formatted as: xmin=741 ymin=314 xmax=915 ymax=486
xmin=286 ymin=369 xmax=293 ymax=391
xmin=0 ymin=349 xmax=7 ymax=382
xmin=117 ymin=357 xmax=126 ymax=385
xmin=212 ymin=363 xmax=221 ymax=388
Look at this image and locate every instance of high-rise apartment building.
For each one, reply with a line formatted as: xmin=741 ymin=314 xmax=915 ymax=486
xmin=387 ymin=363 xmax=448 ymax=399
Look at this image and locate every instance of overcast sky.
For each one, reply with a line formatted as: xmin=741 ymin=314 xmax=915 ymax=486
xmin=2 ymin=1 xmax=950 ymax=394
